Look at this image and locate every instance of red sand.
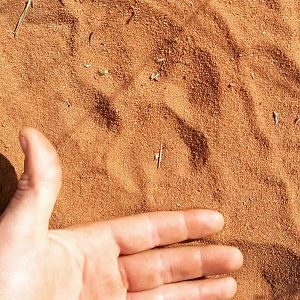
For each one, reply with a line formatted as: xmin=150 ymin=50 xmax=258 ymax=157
xmin=0 ymin=0 xmax=300 ymax=298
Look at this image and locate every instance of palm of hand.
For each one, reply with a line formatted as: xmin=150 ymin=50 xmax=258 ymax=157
xmin=0 ymin=128 xmax=242 ymax=300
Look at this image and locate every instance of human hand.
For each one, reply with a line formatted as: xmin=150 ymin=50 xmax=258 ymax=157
xmin=0 ymin=128 xmax=243 ymax=300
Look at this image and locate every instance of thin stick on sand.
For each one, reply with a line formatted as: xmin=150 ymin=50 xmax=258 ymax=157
xmin=126 ymin=6 xmax=136 ymax=24
xmin=88 ymin=32 xmax=94 ymax=46
xmin=14 ymin=0 xmax=33 ymax=37
xmin=157 ymin=142 xmax=163 ymax=170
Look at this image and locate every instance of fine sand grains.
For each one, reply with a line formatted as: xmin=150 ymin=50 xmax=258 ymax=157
xmin=0 ymin=0 xmax=300 ymax=299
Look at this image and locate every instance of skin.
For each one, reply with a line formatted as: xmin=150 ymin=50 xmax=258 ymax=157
xmin=0 ymin=128 xmax=243 ymax=300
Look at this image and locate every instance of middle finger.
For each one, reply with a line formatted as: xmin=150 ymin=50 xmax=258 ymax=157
xmin=118 ymin=245 xmax=243 ymax=292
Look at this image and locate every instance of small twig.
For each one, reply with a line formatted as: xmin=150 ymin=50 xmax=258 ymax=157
xmin=126 ymin=6 xmax=136 ymax=24
xmin=157 ymin=143 xmax=163 ymax=170
xmin=295 ymin=116 xmax=300 ymax=125
xmin=88 ymin=32 xmax=94 ymax=46
xmin=66 ymin=100 xmax=72 ymax=108
xmin=14 ymin=0 xmax=33 ymax=37
xmin=273 ymin=112 xmax=279 ymax=126
xmin=59 ymin=0 xmax=65 ymax=6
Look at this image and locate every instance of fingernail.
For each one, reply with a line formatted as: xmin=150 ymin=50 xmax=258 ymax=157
xmin=20 ymin=136 xmax=28 ymax=152
xmin=212 ymin=211 xmax=225 ymax=229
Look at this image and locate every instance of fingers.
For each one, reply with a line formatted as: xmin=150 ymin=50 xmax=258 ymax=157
xmin=127 ymin=277 xmax=238 ymax=300
xmin=119 ymin=246 xmax=243 ymax=292
xmin=2 ymin=128 xmax=61 ymax=238
xmin=107 ymin=210 xmax=224 ymax=254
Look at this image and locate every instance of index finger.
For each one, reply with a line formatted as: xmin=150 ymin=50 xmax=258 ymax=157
xmin=106 ymin=209 xmax=224 ymax=255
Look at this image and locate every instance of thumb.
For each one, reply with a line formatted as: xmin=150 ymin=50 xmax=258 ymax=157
xmin=2 ymin=127 xmax=62 ymax=238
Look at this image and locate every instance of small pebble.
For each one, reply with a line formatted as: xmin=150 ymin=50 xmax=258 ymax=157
xmin=273 ymin=112 xmax=279 ymax=125
xmin=155 ymin=58 xmax=165 ymax=64
xmin=150 ymin=72 xmax=160 ymax=81
xmin=98 ymin=69 xmax=109 ymax=76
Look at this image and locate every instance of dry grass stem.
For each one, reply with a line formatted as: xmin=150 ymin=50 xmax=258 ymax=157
xmin=14 ymin=0 xmax=33 ymax=37
xmin=157 ymin=143 xmax=163 ymax=169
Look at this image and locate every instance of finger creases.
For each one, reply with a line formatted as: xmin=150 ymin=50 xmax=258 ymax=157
xmin=119 ymin=245 xmax=243 ymax=292
xmin=108 ymin=209 xmax=224 ymax=254
xmin=127 ymin=277 xmax=238 ymax=300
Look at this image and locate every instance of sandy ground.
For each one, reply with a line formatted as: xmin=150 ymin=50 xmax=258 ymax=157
xmin=0 ymin=0 xmax=300 ymax=299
